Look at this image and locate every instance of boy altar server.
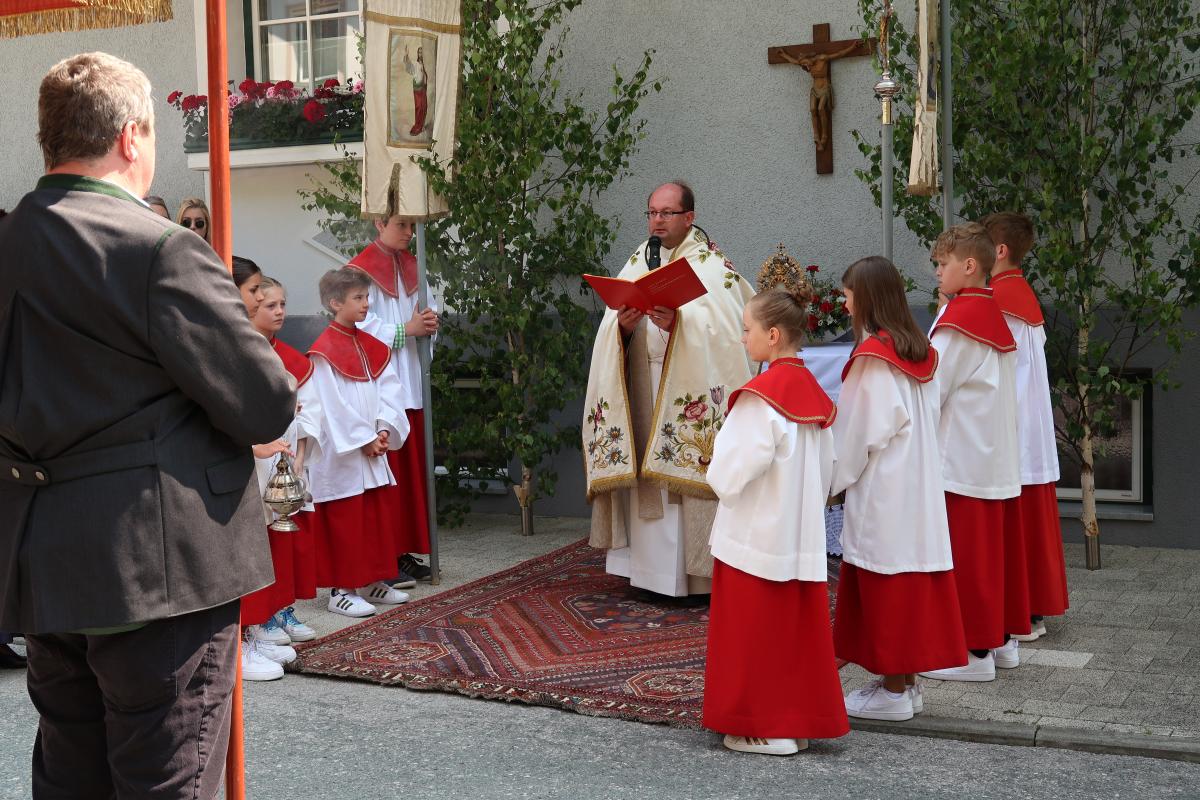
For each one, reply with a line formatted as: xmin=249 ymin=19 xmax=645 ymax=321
xmin=982 ymin=213 xmax=1069 ymax=637
xmin=307 ymin=269 xmax=412 ymax=617
xmin=346 ymin=217 xmax=439 ymax=582
xmin=920 ymin=223 xmax=1023 ymax=683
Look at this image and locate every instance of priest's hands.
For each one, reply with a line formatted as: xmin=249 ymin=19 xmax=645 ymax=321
xmin=362 ymin=431 xmax=389 ymax=457
xmin=617 ymin=305 xmax=643 ymax=336
xmin=405 ymin=307 xmax=439 ymax=338
xmin=252 ymin=439 xmax=293 ymax=460
xmin=648 ymin=305 xmax=676 ymax=332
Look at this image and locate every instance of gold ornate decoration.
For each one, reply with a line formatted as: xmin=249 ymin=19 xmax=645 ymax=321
xmin=756 ymin=243 xmax=814 ymax=298
xmin=0 ymin=0 xmax=172 ymax=38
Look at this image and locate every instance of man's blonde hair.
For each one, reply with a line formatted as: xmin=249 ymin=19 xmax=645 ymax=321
xmin=38 ymin=52 xmax=154 ymax=170
xmin=932 ymin=222 xmax=997 ymax=278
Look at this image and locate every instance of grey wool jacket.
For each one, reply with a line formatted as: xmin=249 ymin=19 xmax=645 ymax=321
xmin=0 ymin=174 xmax=296 ymax=633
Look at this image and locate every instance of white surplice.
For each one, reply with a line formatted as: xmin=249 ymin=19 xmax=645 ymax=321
xmin=356 ymin=283 xmax=440 ymax=411
xmin=706 ymin=392 xmax=834 ymax=583
xmin=832 ymin=357 xmax=953 ymax=574
xmin=930 ymin=308 xmax=1021 ymax=500
xmin=254 ymin=378 xmax=324 ymax=524
xmin=1004 ymin=318 xmax=1060 ymax=485
xmin=605 ymin=319 xmax=711 ymax=596
xmin=306 ymin=358 xmax=410 ymax=504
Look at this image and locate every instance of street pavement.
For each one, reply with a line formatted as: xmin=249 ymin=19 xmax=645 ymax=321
xmin=1 ymin=514 xmax=1198 ymax=799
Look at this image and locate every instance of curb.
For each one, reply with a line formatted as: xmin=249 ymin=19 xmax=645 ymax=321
xmin=848 ymin=716 xmax=1200 ymax=764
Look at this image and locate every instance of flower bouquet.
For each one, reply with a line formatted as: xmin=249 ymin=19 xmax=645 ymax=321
xmin=169 ymin=78 xmax=365 ymax=152
xmin=756 ymin=244 xmax=850 ymax=341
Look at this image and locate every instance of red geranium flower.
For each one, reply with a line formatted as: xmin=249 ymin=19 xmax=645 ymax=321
xmin=238 ymin=78 xmax=259 ymax=96
xmin=167 ymin=90 xmax=182 ymax=105
xmin=806 ymin=264 xmax=820 ymax=273
xmin=322 ymin=77 xmax=341 ymax=89
xmin=275 ymin=80 xmax=294 ymax=92
xmin=302 ymin=99 xmax=327 ymax=123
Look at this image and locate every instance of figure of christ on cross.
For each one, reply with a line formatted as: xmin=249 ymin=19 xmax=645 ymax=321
xmin=777 ymin=41 xmax=861 ymax=153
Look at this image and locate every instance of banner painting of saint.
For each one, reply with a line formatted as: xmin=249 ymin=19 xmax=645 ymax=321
xmin=387 ymin=28 xmax=437 ymax=148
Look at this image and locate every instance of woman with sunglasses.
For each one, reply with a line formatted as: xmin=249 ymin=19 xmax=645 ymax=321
xmin=176 ymin=197 xmax=211 ymax=244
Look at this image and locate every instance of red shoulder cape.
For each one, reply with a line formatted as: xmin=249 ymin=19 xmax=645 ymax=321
xmin=841 ymin=330 xmax=938 ymax=383
xmin=990 ymin=269 xmax=1044 ymax=326
xmin=728 ymin=357 xmax=836 ymax=428
xmin=272 ymin=337 xmax=313 ymax=387
xmin=307 ymin=321 xmax=390 ymax=382
xmin=930 ymin=287 xmax=1017 ymax=352
xmin=346 ymin=241 xmax=418 ymax=298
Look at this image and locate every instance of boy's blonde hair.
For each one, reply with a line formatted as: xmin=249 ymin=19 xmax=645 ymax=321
xmin=319 ymin=269 xmax=370 ymax=312
xmin=979 ymin=212 xmax=1036 ymax=264
xmin=932 ymin=223 xmax=996 ymax=278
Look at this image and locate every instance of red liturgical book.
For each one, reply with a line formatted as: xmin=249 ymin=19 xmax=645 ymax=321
xmin=584 ymin=258 xmax=708 ymax=313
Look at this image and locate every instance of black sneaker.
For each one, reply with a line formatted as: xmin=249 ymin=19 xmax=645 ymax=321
xmin=399 ymin=553 xmax=433 ymax=582
xmin=387 ymin=568 xmax=417 ymax=589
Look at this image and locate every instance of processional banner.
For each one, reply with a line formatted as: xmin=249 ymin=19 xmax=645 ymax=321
xmin=362 ymin=0 xmax=461 ymax=220
xmin=907 ymin=0 xmax=939 ymax=196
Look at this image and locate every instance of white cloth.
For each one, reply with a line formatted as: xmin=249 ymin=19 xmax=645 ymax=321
xmin=357 ymin=284 xmax=441 ymax=410
xmin=605 ymin=319 xmax=707 ymax=596
xmin=930 ymin=308 xmax=1021 ymax=500
xmin=254 ymin=378 xmax=324 ymax=524
xmin=832 ymin=357 xmax=953 ymax=574
xmin=798 ymin=343 xmax=853 ymax=402
xmin=707 ymin=392 xmax=834 ymax=583
xmin=1005 ymin=318 xmax=1060 ymax=485
xmin=305 ymin=358 xmax=410 ymax=503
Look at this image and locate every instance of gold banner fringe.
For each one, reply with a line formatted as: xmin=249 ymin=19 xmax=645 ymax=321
xmin=0 ymin=0 xmax=173 ymax=38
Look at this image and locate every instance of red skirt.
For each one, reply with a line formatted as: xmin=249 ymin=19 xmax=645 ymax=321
xmin=1019 ymin=483 xmax=1070 ymax=616
xmin=240 ymin=511 xmax=317 ymax=626
xmin=1001 ymin=498 xmax=1033 ymax=635
xmin=945 ymin=493 xmax=1006 ymax=651
xmin=833 ymin=563 xmax=967 ymax=675
xmin=384 ymin=409 xmax=431 ymax=556
xmin=703 ymin=559 xmax=849 ymax=740
xmin=310 ymin=487 xmax=403 ymax=589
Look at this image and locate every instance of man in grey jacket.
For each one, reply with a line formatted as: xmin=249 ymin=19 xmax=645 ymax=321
xmin=0 ymin=53 xmax=295 ymax=798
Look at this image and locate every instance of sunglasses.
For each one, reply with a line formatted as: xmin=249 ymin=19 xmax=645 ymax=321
xmin=181 ymin=218 xmax=207 ymax=230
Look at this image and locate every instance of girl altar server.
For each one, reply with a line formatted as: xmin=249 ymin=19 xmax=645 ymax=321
xmin=306 ymin=269 xmax=412 ymax=618
xmin=702 ymin=280 xmax=849 ymax=757
xmin=241 ymin=277 xmax=322 ymax=661
xmin=345 ymin=216 xmax=440 ymax=583
xmin=831 ymin=256 xmax=967 ymax=720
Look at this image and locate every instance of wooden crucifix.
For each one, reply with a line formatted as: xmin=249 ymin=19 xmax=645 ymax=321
xmin=769 ymin=24 xmax=876 ymax=175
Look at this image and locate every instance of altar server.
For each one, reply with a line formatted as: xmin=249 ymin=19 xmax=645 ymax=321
xmin=920 ymin=224 xmax=1023 ymax=683
xmin=982 ymin=213 xmax=1069 ymax=638
xmin=831 ymin=256 xmax=966 ymax=720
xmin=345 ymin=216 xmax=439 ymax=583
xmin=702 ymin=280 xmax=848 ymax=756
xmin=306 ymin=269 xmax=412 ymax=617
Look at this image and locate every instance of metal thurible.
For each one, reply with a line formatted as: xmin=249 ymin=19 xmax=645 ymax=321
xmin=262 ymin=452 xmax=306 ymax=532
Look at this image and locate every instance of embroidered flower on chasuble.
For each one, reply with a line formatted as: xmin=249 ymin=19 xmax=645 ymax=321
xmin=654 ymin=386 xmax=727 ymax=474
xmin=585 ymin=398 xmax=630 ymax=471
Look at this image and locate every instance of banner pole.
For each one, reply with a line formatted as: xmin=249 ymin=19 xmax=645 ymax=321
xmin=415 ymin=222 xmax=440 ymax=584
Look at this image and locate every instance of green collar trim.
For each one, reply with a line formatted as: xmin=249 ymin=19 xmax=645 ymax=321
xmin=37 ymin=174 xmax=145 ymax=206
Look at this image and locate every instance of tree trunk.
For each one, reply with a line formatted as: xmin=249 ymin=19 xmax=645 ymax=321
xmin=1078 ymin=323 xmax=1102 ymax=570
xmin=513 ymin=464 xmax=535 ymax=536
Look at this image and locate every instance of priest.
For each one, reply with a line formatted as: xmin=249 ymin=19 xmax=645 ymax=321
xmin=584 ymin=181 xmax=755 ymax=596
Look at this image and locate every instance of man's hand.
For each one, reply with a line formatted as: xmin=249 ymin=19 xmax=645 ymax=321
xmin=361 ymin=433 xmax=388 ymax=457
xmin=648 ymin=305 xmax=676 ymax=332
xmin=252 ymin=439 xmax=293 ymax=460
xmin=617 ymin=305 xmax=644 ymax=336
xmin=404 ymin=307 xmax=439 ymax=338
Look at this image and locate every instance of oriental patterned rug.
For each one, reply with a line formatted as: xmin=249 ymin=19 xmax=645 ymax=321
xmin=292 ymin=539 xmax=841 ymax=729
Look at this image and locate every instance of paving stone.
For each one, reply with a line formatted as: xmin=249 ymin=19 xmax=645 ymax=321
xmin=993 ymin=681 xmax=1069 ymax=702
xmin=1021 ymin=649 xmax=1093 ymax=668
xmin=1044 ymin=668 xmax=1114 ymax=688
xmin=1169 ymin=675 xmax=1200 ymax=694
xmin=957 ymin=693 xmax=1024 ymax=712
xmin=921 ymin=686 xmax=967 ymax=704
xmin=1102 ymin=722 xmax=1179 ymax=736
xmin=1059 ymin=685 xmax=1131 ymax=708
xmin=1082 ymin=653 xmax=1154 ymax=672
xmin=922 ymin=704 xmax=992 ymax=721
xmin=1035 ymin=716 xmax=1107 ymax=731
xmin=1123 ymin=690 xmax=1194 ymax=712
xmin=1169 ymin=630 xmax=1200 ymax=647
xmin=977 ymin=709 xmax=1042 ymax=726
xmin=1127 ymin=643 xmax=1191 ymax=662
xmin=1021 ymin=699 xmax=1088 ymax=718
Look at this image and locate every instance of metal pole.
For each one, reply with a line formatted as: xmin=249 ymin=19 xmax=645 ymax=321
xmin=415 ymin=223 xmax=441 ymax=584
xmin=940 ymin=0 xmax=954 ymax=228
xmin=881 ymin=117 xmax=894 ymax=261
xmin=874 ymin=4 xmax=899 ymax=263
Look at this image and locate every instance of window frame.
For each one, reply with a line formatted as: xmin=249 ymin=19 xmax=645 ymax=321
xmin=249 ymin=0 xmax=362 ymax=91
xmin=1055 ymin=387 xmax=1149 ymax=504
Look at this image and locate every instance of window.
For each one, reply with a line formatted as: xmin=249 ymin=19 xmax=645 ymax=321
xmin=1055 ymin=388 xmax=1149 ymax=503
xmin=252 ymin=0 xmax=361 ymax=90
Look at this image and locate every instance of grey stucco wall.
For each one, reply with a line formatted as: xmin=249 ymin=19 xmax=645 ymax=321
xmin=0 ymin=1 xmax=204 ymax=213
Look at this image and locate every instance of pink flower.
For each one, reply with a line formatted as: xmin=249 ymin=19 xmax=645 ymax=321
xmin=303 ymin=99 xmax=327 ymax=123
xmin=228 ymin=93 xmax=243 ymax=110
xmin=352 ymin=80 xmax=364 ymax=94
xmin=709 ymin=386 xmax=725 ymax=407
xmin=683 ymin=400 xmax=708 ymax=421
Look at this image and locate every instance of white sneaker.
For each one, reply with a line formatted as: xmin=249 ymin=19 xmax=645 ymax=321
xmin=844 ymin=681 xmax=914 ymax=721
xmin=255 ymin=640 xmax=297 ymax=665
xmin=249 ymin=621 xmax=290 ymax=646
xmin=328 ymin=589 xmax=376 ymax=618
xmin=240 ymin=639 xmax=284 ymax=681
xmin=909 ymin=682 xmax=924 ymax=714
xmin=278 ymin=607 xmax=317 ymax=642
xmin=357 ymin=581 xmax=410 ymax=605
xmin=920 ymin=652 xmax=996 ymax=682
xmin=992 ymin=639 xmax=1020 ymax=669
xmin=1012 ymin=619 xmax=1047 ymax=642
xmin=722 ymin=735 xmax=805 ymax=756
